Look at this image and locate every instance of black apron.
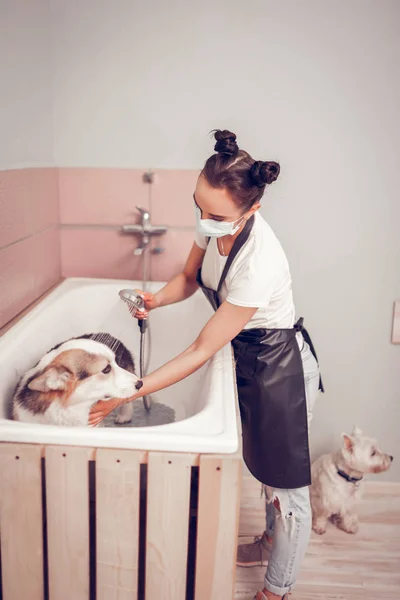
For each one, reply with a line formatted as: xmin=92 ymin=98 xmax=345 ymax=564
xmin=196 ymin=216 xmax=323 ymax=489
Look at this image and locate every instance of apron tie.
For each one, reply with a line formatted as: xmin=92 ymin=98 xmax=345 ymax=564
xmin=295 ymin=317 xmax=324 ymax=393
xmin=294 ymin=317 xmax=304 ymax=332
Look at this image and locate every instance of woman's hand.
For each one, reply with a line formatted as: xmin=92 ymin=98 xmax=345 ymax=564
xmin=132 ymin=289 xmax=160 ymax=319
xmin=88 ymin=398 xmax=123 ymax=427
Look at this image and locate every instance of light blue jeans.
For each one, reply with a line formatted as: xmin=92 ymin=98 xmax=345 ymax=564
xmin=264 ymin=338 xmax=320 ymax=596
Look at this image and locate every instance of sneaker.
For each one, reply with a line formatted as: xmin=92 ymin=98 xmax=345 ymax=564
xmin=236 ymin=532 xmax=272 ymax=567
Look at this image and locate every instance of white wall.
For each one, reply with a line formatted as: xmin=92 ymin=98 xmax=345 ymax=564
xmin=0 ymin=0 xmax=54 ymax=169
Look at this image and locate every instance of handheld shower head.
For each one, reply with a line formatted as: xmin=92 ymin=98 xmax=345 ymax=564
xmin=118 ymin=287 xmax=151 ymax=412
xmin=119 ymin=288 xmax=148 ymax=335
xmin=119 ymin=289 xmax=145 ymax=315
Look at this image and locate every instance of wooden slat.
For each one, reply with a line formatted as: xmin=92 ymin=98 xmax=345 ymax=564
xmin=45 ymin=446 xmax=92 ymax=600
xmin=195 ymin=455 xmax=242 ymax=600
xmin=0 ymin=443 xmax=44 ymax=600
xmin=146 ymin=452 xmax=194 ymax=600
xmin=96 ymin=449 xmax=141 ymax=600
xmin=139 ymin=450 xmax=198 ymax=466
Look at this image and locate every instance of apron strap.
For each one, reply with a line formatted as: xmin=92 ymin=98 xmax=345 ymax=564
xmin=217 ymin=215 xmax=255 ymax=292
xmin=295 ymin=317 xmax=325 ymax=393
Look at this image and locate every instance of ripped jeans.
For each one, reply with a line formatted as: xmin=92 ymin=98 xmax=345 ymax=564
xmin=264 ymin=338 xmax=320 ymax=596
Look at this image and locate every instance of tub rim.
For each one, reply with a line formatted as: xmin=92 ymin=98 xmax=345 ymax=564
xmin=0 ymin=277 xmax=240 ymax=454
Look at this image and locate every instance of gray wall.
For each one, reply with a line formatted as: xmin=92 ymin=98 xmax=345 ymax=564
xmin=0 ymin=0 xmax=54 ymax=168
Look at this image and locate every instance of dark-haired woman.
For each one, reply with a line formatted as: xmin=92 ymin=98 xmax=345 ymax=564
xmin=90 ymin=130 xmax=323 ymax=600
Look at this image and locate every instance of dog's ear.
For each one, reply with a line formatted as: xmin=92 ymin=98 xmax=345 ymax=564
xmin=28 ymin=367 xmax=72 ymax=392
xmin=342 ymin=433 xmax=354 ymax=452
xmin=352 ymin=425 xmax=362 ymax=436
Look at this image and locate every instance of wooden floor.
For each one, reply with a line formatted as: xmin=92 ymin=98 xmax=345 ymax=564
xmin=235 ymin=467 xmax=400 ymax=600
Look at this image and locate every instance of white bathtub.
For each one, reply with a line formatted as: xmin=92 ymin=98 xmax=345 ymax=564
xmin=0 ymin=277 xmax=239 ymax=454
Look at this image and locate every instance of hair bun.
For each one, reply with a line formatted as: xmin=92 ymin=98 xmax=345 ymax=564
xmin=250 ymin=160 xmax=280 ymax=187
xmin=213 ymin=129 xmax=239 ymax=157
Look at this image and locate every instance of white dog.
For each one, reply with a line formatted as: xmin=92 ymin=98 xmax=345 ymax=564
xmin=310 ymin=427 xmax=393 ymax=535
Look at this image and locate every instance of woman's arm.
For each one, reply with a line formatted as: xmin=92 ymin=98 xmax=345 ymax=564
xmin=133 ymin=243 xmax=205 ymax=318
xmin=155 ymin=243 xmax=205 ymax=307
xmin=89 ymin=300 xmax=257 ymax=425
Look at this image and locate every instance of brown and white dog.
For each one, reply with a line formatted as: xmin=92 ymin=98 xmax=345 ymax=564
xmin=12 ymin=333 xmax=139 ymax=426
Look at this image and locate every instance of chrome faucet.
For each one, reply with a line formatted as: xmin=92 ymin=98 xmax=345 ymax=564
xmin=137 ymin=206 xmax=150 ymax=227
xmin=133 ymin=236 xmax=149 ymax=256
xmin=121 ymin=205 xmax=167 ymax=256
xmin=133 ymin=207 xmax=150 ymax=256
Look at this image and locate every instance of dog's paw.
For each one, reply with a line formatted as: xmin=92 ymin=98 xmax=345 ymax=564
xmin=337 ymin=515 xmax=359 ymax=534
xmin=343 ymin=521 xmax=359 ymax=535
xmin=312 ymin=524 xmax=327 ymax=535
xmin=114 ymin=413 xmax=131 ymax=424
xmin=339 ymin=524 xmax=359 ymax=534
xmin=312 ymin=517 xmax=328 ymax=535
xmin=114 ymin=403 xmax=133 ymax=424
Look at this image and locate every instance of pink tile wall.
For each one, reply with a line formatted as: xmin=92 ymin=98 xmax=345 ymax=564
xmin=0 ymin=169 xmax=60 ymax=329
xmin=0 ymin=169 xmax=59 ymax=247
xmin=59 ymin=168 xmax=200 ymax=282
xmin=151 ymin=170 xmax=198 ymax=227
xmin=60 ymin=228 xmax=143 ymax=280
xmin=150 ymin=230 xmax=195 ymax=282
xmin=0 ymin=167 xmax=200 ymax=328
xmin=59 ymin=168 xmax=149 ymax=225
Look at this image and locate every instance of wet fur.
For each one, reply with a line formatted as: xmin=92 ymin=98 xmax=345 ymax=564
xmin=12 ymin=333 xmax=138 ymax=426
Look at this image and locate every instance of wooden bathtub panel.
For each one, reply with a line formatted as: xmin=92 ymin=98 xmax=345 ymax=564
xmin=96 ymin=448 xmax=141 ymax=600
xmin=0 ymin=443 xmax=44 ymax=600
xmin=195 ymin=455 xmax=242 ymax=600
xmin=45 ymin=446 xmax=92 ymax=600
xmin=145 ymin=452 xmax=194 ymax=600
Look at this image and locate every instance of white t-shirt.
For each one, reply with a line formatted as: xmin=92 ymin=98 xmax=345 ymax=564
xmin=195 ymin=211 xmax=297 ymax=331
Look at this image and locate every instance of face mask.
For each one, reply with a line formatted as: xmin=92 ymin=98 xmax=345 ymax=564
xmin=195 ymin=205 xmax=245 ymax=238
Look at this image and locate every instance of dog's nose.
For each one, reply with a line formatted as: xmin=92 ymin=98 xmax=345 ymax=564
xmin=390 ymin=455 xmax=394 ymax=462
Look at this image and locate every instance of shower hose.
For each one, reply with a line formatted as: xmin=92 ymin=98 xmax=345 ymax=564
xmin=139 ymin=320 xmax=151 ymax=411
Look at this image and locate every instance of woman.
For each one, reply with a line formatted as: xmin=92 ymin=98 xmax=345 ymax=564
xmin=90 ymin=130 xmax=323 ymax=600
